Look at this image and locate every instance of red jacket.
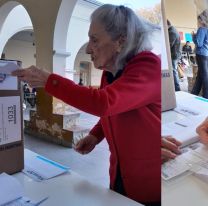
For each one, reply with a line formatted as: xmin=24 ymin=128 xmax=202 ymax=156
xmin=45 ymin=51 xmax=161 ymax=203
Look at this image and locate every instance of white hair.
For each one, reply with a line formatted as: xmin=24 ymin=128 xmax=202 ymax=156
xmin=91 ymin=4 xmax=160 ymax=72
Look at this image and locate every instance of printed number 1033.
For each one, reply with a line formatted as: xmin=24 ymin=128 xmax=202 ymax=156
xmin=8 ymin=105 xmax=16 ymax=124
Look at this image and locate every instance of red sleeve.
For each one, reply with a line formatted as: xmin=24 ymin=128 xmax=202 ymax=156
xmin=89 ymin=119 xmax=105 ymax=142
xmin=45 ymin=52 xmax=161 ymax=117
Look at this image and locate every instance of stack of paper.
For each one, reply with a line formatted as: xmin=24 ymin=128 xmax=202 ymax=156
xmin=162 ymin=143 xmax=208 ymax=181
xmin=0 ymin=173 xmax=49 ymax=205
xmin=162 ymin=155 xmax=191 ymax=180
xmin=162 ymin=115 xmax=207 ymax=147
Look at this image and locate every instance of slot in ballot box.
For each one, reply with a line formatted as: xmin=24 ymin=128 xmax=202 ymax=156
xmin=0 ymin=59 xmax=24 ymax=174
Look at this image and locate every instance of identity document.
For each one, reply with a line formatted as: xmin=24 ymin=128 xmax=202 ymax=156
xmin=0 ymin=96 xmax=21 ymax=145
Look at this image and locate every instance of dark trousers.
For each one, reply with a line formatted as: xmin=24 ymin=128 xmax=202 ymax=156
xmin=112 ymin=166 xmax=126 ymax=196
xmin=192 ymin=54 xmax=208 ymax=98
xmin=112 ymin=167 xmax=161 ymax=206
xmin=172 ymin=59 xmax=181 ymax=91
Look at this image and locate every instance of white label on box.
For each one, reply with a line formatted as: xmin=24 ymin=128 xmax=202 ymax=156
xmin=0 ymin=96 xmax=21 ymax=145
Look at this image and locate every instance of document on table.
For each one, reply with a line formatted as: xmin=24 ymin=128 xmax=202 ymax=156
xmin=23 ymin=149 xmax=70 ymax=181
xmin=192 ymin=144 xmax=208 ymax=183
xmin=0 ymin=60 xmax=19 ymax=90
xmin=162 ymin=115 xmax=207 ymax=147
xmin=174 ymin=105 xmax=201 ymax=116
xmin=0 ymin=173 xmax=48 ymax=206
xmin=0 ymin=96 xmax=21 ymax=146
xmin=176 ymin=95 xmax=208 ymax=115
xmin=194 ymin=168 xmax=208 ymax=184
xmin=162 ymin=154 xmax=191 ymax=180
xmin=162 ymin=142 xmax=208 ymax=181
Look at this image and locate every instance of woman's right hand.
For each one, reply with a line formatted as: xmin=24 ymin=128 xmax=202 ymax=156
xmin=12 ymin=65 xmax=50 ymax=88
xmin=74 ymin=134 xmax=99 ymax=155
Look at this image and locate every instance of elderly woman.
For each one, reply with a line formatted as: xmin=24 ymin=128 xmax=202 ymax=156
xmin=192 ymin=9 xmax=208 ymax=98
xmin=12 ymin=4 xmax=161 ymax=206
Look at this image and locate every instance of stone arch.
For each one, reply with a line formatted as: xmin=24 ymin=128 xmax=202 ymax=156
xmin=0 ymin=2 xmax=33 ymax=55
xmin=3 ymin=30 xmax=36 ymax=67
xmin=0 ymin=1 xmax=19 ymax=31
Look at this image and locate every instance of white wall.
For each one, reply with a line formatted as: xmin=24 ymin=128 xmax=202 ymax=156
xmin=3 ymin=39 xmax=35 ymax=67
xmin=66 ymin=2 xmax=93 ymax=74
xmin=91 ymin=64 xmax=102 ymax=86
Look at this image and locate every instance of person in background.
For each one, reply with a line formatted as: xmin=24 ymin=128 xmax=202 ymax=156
xmin=182 ymin=41 xmax=193 ymax=54
xmin=192 ymin=9 xmax=208 ymax=99
xmin=167 ymin=20 xmax=181 ymax=91
xmin=12 ymin=4 xmax=161 ymax=206
xmin=78 ymin=78 xmax=83 ymax=86
xmin=32 ymin=87 xmax=37 ymax=95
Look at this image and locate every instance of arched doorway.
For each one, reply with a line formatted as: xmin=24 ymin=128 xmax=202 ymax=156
xmin=73 ymin=43 xmax=91 ymax=86
xmin=3 ymin=30 xmax=36 ymax=67
xmin=0 ymin=3 xmax=33 ymax=55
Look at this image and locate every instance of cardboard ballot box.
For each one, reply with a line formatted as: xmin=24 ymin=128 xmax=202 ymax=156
xmin=0 ymin=59 xmax=24 ymax=174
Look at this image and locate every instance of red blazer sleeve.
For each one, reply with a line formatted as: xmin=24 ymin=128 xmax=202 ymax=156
xmin=45 ymin=52 xmax=161 ymax=117
xmin=89 ymin=119 xmax=105 ymax=142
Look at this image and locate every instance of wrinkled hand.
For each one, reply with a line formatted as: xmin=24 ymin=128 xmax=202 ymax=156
xmin=196 ymin=117 xmax=208 ymax=145
xmin=161 ymin=136 xmax=182 ymax=163
xmin=74 ymin=134 xmax=99 ymax=155
xmin=11 ymin=65 xmax=50 ymax=88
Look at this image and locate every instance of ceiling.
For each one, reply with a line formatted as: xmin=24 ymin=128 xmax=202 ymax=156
xmin=11 ymin=30 xmax=34 ymax=43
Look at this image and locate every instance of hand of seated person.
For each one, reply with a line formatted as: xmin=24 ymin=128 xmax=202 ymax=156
xmin=161 ymin=136 xmax=182 ymax=163
xmin=196 ymin=117 xmax=208 ymax=145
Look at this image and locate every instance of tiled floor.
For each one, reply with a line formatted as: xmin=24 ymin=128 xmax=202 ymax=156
xmin=24 ymin=110 xmax=110 ymax=188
